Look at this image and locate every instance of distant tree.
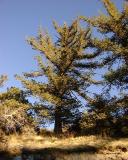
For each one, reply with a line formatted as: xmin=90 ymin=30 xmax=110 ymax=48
xmin=80 ymin=95 xmax=116 ymax=136
xmin=16 ymin=20 xmax=99 ymax=135
xmin=81 ymin=94 xmax=128 ymax=137
xmin=0 ymin=87 xmax=30 ymax=134
xmin=0 ymin=75 xmax=7 ymax=87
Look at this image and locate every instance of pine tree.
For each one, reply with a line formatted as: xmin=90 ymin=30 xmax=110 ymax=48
xmin=16 ymin=20 xmax=99 ymax=135
xmin=79 ymin=0 xmax=128 ymax=136
xmin=80 ymin=0 xmax=128 ymax=89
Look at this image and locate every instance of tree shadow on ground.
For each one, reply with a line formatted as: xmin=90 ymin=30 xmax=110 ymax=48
xmin=0 ymin=145 xmax=99 ymax=160
xmin=22 ymin=144 xmax=98 ymax=154
xmin=21 ymin=145 xmax=99 ymax=160
xmin=0 ymin=150 xmax=13 ymax=160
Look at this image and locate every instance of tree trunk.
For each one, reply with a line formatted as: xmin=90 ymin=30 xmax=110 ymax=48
xmin=54 ymin=107 xmax=62 ymax=135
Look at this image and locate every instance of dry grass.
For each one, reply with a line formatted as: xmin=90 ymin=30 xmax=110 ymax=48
xmin=7 ymin=134 xmax=128 ymax=149
xmin=6 ymin=135 xmax=103 ymax=151
xmin=0 ymin=134 xmax=128 ymax=159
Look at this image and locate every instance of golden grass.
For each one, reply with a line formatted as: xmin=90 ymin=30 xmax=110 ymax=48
xmin=0 ymin=134 xmax=128 ymax=159
xmin=7 ymin=135 xmax=100 ymax=149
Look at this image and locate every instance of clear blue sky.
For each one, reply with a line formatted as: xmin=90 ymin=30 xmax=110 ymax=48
xmin=0 ymin=0 xmax=124 ymax=91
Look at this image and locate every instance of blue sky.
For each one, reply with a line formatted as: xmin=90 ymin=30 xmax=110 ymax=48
xmin=0 ymin=0 xmax=124 ymax=91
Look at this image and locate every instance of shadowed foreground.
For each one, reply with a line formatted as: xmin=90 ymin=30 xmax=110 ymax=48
xmin=0 ymin=135 xmax=128 ymax=160
xmin=0 ymin=145 xmax=98 ymax=160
